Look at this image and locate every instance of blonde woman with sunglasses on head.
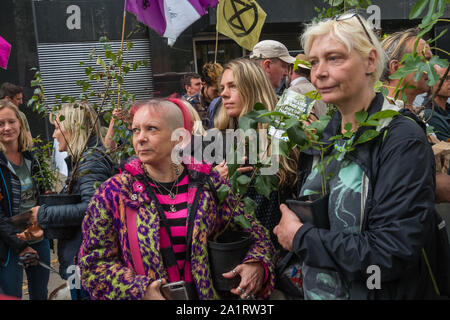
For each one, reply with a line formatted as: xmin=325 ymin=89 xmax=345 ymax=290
xmin=274 ymin=12 xmax=446 ymax=299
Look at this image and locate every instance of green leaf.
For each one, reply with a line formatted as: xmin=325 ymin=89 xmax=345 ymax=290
xmin=344 ymin=122 xmax=353 ymax=132
xmin=59 ymin=115 xmax=65 ymax=122
xmin=277 ymin=139 xmax=291 ymax=159
xmin=304 ymin=90 xmax=322 ymax=101
xmin=257 ymin=111 xmax=286 ymax=118
xmin=93 ymin=181 xmax=101 ymax=189
xmin=236 ymin=174 xmax=251 ymax=186
xmin=234 ymin=215 xmax=252 ymax=230
xmin=255 ymin=174 xmax=278 ymax=199
xmin=286 ymin=124 xmax=307 ymax=146
xmin=307 ymin=115 xmax=331 ymax=136
xmin=126 ymin=42 xmax=134 ymax=51
xmin=427 ymin=28 xmax=447 ymax=44
xmin=243 ymin=197 xmax=258 ymax=215
xmin=283 ymin=118 xmax=300 ymax=130
xmin=354 ymin=129 xmax=379 ymax=146
xmin=368 ymin=110 xmax=399 ymax=121
xmin=359 ymin=120 xmax=380 ymax=127
xmin=420 ymin=0 xmax=437 ymax=26
xmin=238 ymin=113 xmax=257 ymax=131
xmin=355 ymin=109 xmax=368 ymax=124
xmin=409 ymin=0 xmax=429 ymax=19
xmin=216 ymin=184 xmax=231 ymax=204
xmin=253 ymin=102 xmax=266 ymax=111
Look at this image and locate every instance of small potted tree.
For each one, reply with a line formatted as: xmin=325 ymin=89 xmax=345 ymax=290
xmin=28 ymin=36 xmax=148 ymax=207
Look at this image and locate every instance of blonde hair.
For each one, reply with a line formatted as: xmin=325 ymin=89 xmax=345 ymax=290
xmin=214 ymin=58 xmax=277 ymax=130
xmin=0 ymin=99 xmax=33 ymax=152
xmin=50 ymin=102 xmax=103 ymax=162
xmin=301 ymin=13 xmax=386 ymax=85
xmin=213 ymin=59 xmax=297 ymax=187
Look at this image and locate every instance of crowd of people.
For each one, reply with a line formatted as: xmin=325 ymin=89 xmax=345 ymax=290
xmin=0 ymin=12 xmax=449 ymax=300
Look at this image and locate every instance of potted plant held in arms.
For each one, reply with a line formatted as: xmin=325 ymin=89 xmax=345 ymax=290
xmin=206 ymin=101 xmax=291 ymax=293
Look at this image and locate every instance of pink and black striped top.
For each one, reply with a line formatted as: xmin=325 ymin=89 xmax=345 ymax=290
xmin=149 ymin=169 xmax=193 ymax=284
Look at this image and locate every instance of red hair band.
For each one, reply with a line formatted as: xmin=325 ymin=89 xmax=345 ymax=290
xmin=169 ymin=98 xmax=194 ymax=133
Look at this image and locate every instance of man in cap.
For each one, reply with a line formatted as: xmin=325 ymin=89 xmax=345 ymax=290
xmin=287 ymin=53 xmax=327 ymax=119
xmin=250 ymin=40 xmax=296 ymax=90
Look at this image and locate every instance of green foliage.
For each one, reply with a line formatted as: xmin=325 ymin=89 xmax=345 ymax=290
xmin=28 ymin=34 xmax=148 ymax=194
xmin=31 ymin=137 xmax=58 ymax=192
xmin=313 ymin=0 xmax=372 ymax=23
xmin=390 ymin=0 xmax=449 ymax=105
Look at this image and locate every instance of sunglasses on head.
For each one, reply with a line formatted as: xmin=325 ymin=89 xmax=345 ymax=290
xmin=332 ymin=11 xmax=375 ymax=46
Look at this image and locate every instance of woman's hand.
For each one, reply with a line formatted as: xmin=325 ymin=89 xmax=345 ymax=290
xmin=18 ymin=246 xmax=39 ymax=268
xmin=215 ymin=160 xmax=229 ymax=180
xmin=29 ymin=206 xmax=40 ymax=224
xmin=236 ymin=156 xmax=253 ymax=174
xmin=17 ymin=223 xmax=44 ymax=242
xmin=222 ymin=262 xmax=265 ymax=299
xmin=273 ymin=204 xmax=303 ymax=252
xmin=142 ymin=279 xmax=167 ymax=300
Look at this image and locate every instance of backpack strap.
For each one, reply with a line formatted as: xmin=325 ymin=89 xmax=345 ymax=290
xmin=125 ymin=206 xmax=146 ymax=275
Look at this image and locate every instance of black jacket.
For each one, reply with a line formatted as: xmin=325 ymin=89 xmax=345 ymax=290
xmin=294 ymin=93 xmax=443 ymax=299
xmin=37 ymin=137 xmax=115 ymax=279
xmin=0 ymin=151 xmax=43 ymax=266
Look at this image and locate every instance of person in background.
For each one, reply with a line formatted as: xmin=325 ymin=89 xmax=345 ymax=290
xmin=274 ymin=13 xmax=443 ymax=299
xmin=18 ymin=102 xmax=115 ymax=300
xmin=77 ymin=98 xmax=275 ymax=300
xmin=182 ymin=73 xmax=202 ymax=100
xmin=214 ymin=58 xmax=299 ymax=255
xmin=249 ymin=40 xmax=296 ymax=93
xmin=424 ymin=65 xmax=450 ymax=142
xmin=382 ymin=29 xmax=450 ymax=204
xmin=381 ymin=28 xmax=432 ymax=116
xmin=287 ymin=53 xmax=328 ymax=119
xmin=187 ymin=63 xmax=223 ymax=129
xmin=0 ymin=99 xmax=50 ymax=299
xmin=0 ymin=82 xmax=32 ymax=140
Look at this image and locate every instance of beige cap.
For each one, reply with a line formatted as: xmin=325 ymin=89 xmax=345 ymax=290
xmin=249 ymin=40 xmax=296 ymax=64
xmin=295 ymin=53 xmax=310 ymax=70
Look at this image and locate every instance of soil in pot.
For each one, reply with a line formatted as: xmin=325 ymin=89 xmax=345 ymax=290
xmin=208 ymin=231 xmax=253 ymax=293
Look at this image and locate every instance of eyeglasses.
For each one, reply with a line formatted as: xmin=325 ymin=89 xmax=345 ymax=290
xmin=333 ymin=11 xmax=375 ymax=46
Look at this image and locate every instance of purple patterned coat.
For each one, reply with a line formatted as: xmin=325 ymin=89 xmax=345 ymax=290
xmin=78 ymin=157 xmax=275 ymax=300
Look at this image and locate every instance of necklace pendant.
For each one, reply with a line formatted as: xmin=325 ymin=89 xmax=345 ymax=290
xmin=170 ymin=205 xmax=176 ymax=213
xmin=169 ymin=192 xmax=175 ymax=200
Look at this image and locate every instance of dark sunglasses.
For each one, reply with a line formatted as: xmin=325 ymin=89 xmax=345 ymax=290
xmin=332 ymin=11 xmax=375 ymax=46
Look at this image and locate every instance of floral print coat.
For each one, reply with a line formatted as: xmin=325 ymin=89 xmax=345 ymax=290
xmin=78 ymin=157 xmax=275 ymax=300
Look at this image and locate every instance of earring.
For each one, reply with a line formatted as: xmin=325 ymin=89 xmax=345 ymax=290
xmin=172 ymin=163 xmax=180 ymax=176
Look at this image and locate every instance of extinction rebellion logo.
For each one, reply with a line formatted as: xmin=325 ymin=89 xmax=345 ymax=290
xmin=223 ymin=0 xmax=259 ymax=37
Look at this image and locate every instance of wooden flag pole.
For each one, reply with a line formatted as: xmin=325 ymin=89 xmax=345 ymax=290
xmin=117 ymin=5 xmax=127 ymax=109
xmin=214 ymin=29 xmax=219 ymax=63
xmin=214 ymin=0 xmax=220 ymax=63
